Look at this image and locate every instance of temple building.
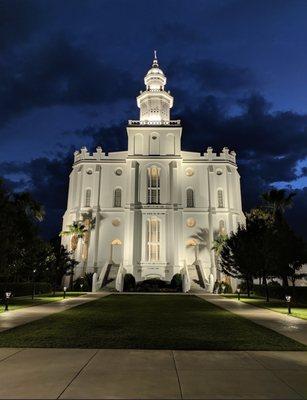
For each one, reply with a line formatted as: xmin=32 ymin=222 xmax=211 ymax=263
xmin=61 ymin=53 xmax=245 ymax=291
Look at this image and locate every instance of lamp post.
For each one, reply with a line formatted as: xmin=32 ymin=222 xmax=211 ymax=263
xmin=80 ymin=283 xmax=84 ymax=292
xmin=4 ymin=292 xmax=11 ymax=311
xmin=32 ymin=269 xmax=37 ymax=300
xmin=285 ymin=295 xmax=292 ymax=314
xmin=63 ymin=286 xmax=67 ymax=299
xmin=237 ymin=288 xmax=241 ymax=300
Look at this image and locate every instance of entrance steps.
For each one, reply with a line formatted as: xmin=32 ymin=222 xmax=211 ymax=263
xmin=188 ymin=264 xmax=207 ymax=293
xmin=99 ymin=263 xmax=119 ymax=292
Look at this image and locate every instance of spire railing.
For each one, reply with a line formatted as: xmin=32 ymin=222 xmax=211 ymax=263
xmin=128 ymin=119 xmax=181 ymax=126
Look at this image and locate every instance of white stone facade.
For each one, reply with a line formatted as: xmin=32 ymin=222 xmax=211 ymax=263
xmin=61 ymin=54 xmax=245 ymax=288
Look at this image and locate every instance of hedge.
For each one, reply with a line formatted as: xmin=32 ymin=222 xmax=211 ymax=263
xmin=0 ymin=282 xmax=52 ymax=297
xmin=253 ymin=284 xmax=307 ymax=304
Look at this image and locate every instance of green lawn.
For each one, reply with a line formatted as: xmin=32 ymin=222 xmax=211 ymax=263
xmin=224 ymin=294 xmax=307 ymax=320
xmin=0 ymin=294 xmax=305 ymax=350
xmin=0 ymin=292 xmax=83 ymax=314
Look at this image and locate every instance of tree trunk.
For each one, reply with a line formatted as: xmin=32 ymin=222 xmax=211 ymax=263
xmin=246 ymin=278 xmax=251 ymax=298
xmin=263 ymin=275 xmax=269 ymax=302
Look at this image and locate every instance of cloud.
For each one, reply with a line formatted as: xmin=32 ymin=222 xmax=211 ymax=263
xmin=168 ymin=59 xmax=257 ymax=95
xmin=0 ymin=35 xmax=138 ymax=127
xmin=154 ymin=23 xmax=206 ymax=45
xmin=1 ymin=154 xmax=73 ymax=238
xmin=0 ymin=0 xmax=45 ymax=51
xmin=1 ymin=89 xmax=307 ymax=239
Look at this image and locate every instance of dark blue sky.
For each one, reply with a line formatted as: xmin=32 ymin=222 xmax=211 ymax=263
xmin=1 ymin=0 xmax=307 ymax=238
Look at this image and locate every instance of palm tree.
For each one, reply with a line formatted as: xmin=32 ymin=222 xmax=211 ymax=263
xmin=80 ymin=214 xmax=95 ymax=261
xmin=262 ymin=189 xmax=295 ymax=219
xmin=212 ymin=233 xmax=228 ymax=257
xmin=60 ymin=221 xmax=86 ymax=252
xmin=14 ymin=192 xmax=45 ymax=222
xmin=187 ymin=228 xmax=208 ymax=262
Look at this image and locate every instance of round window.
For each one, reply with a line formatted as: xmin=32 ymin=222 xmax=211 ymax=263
xmin=112 ymin=218 xmax=121 ymax=227
xmin=115 ymin=169 xmax=122 ymax=176
xmin=86 ymin=169 xmax=93 ymax=175
xmin=217 ymin=170 xmax=223 ymax=176
xmin=186 ymin=218 xmax=196 ymax=228
xmin=185 ymin=168 xmax=194 ymax=177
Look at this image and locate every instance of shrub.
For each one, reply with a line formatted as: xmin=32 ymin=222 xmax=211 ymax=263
xmin=218 ymin=281 xmax=233 ymax=294
xmin=253 ymin=283 xmax=307 ymax=304
xmin=73 ymin=273 xmax=93 ymax=291
xmin=0 ymin=282 xmax=52 ymax=297
xmin=123 ymin=273 xmax=136 ymax=292
xmin=136 ymin=278 xmax=167 ymax=292
xmin=170 ymin=274 xmax=182 ymax=291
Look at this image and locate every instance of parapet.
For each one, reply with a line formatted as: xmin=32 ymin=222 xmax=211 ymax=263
xmin=202 ymin=147 xmax=236 ymax=163
xmin=73 ymin=147 xmax=128 ymax=163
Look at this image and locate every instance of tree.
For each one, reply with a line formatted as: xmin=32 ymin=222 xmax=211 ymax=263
xmin=212 ymin=233 xmax=228 ymax=276
xmin=187 ymin=228 xmax=208 ymax=262
xmin=60 ymin=221 xmax=87 ymax=252
xmin=262 ymin=189 xmax=295 ymax=220
xmin=220 ymin=226 xmax=256 ymax=297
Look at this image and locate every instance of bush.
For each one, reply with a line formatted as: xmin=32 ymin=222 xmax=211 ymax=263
xmin=0 ymin=282 xmax=52 ymax=297
xmin=73 ymin=273 xmax=93 ymax=291
xmin=253 ymin=283 xmax=307 ymax=304
xmin=136 ymin=278 xmax=167 ymax=292
xmin=170 ymin=274 xmax=182 ymax=291
xmin=218 ymin=281 xmax=233 ymax=294
xmin=123 ymin=273 xmax=136 ymax=292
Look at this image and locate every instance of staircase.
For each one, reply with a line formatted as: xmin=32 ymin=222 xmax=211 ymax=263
xmin=99 ymin=263 xmax=119 ymax=291
xmin=188 ymin=264 xmax=207 ymax=293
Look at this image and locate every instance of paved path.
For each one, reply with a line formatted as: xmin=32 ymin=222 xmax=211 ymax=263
xmin=0 ymin=348 xmax=306 ymax=399
xmin=199 ymin=294 xmax=307 ymax=346
xmin=0 ymin=293 xmax=108 ymax=332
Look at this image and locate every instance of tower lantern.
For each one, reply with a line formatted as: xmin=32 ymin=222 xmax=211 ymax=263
xmin=137 ymin=51 xmax=173 ymax=124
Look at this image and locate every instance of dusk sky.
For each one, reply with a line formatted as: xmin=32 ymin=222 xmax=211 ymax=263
xmin=1 ymin=0 xmax=307 ymax=238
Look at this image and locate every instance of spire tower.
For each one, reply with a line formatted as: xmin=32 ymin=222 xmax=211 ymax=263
xmin=135 ymin=52 xmax=174 ymax=124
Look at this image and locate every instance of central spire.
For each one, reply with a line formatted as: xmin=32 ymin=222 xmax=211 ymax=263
xmin=152 ymin=50 xmax=159 ymax=67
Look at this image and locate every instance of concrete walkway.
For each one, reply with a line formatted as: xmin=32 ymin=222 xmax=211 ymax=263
xmin=199 ymin=294 xmax=307 ymax=346
xmin=0 ymin=293 xmax=108 ymax=333
xmin=0 ymin=348 xmax=306 ymax=399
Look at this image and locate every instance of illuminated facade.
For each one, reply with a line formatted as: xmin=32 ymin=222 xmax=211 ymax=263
xmin=61 ymin=53 xmax=245 ymax=290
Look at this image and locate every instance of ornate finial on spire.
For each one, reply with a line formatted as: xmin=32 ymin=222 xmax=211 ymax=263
xmin=152 ymin=50 xmax=159 ymax=67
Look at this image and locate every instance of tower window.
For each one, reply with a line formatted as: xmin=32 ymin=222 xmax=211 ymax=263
xmin=217 ymin=189 xmax=224 ymax=208
xmin=85 ymin=189 xmax=91 ymax=207
xmin=186 ymin=188 xmax=194 ymax=208
xmin=219 ymin=220 xmax=226 ymax=234
xmin=114 ymin=188 xmax=122 ymax=207
xmin=147 ymin=166 xmax=160 ymax=204
xmin=147 ymin=218 xmax=161 ymax=262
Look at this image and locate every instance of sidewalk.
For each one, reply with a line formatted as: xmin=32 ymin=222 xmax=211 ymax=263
xmin=0 ymin=348 xmax=306 ymax=399
xmin=0 ymin=292 xmax=108 ymax=333
xmin=199 ymin=294 xmax=307 ymax=346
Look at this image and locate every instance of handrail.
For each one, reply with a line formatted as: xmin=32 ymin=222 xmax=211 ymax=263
xmin=94 ymin=260 xmax=110 ymax=291
xmin=115 ymin=263 xmax=126 ymax=292
xmin=181 ymin=261 xmax=191 ymax=293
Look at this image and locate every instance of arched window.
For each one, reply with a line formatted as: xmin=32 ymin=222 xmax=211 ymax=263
xmin=186 ymin=188 xmax=194 ymax=208
xmin=147 ymin=218 xmax=160 ymax=262
xmin=85 ymin=189 xmax=91 ymax=207
xmin=114 ymin=188 xmax=122 ymax=207
xmin=217 ymin=189 xmax=224 ymax=208
xmin=147 ymin=166 xmax=160 ymax=204
xmin=219 ymin=220 xmax=226 ymax=234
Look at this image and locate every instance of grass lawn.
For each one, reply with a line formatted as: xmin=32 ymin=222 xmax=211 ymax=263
xmin=0 ymin=294 xmax=305 ymax=350
xmin=224 ymin=294 xmax=307 ymax=320
xmin=0 ymin=292 xmax=83 ymax=314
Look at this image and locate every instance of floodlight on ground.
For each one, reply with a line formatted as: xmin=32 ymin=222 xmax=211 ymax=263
xmin=285 ymin=295 xmax=292 ymax=314
xmin=4 ymin=292 xmax=12 ymax=311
